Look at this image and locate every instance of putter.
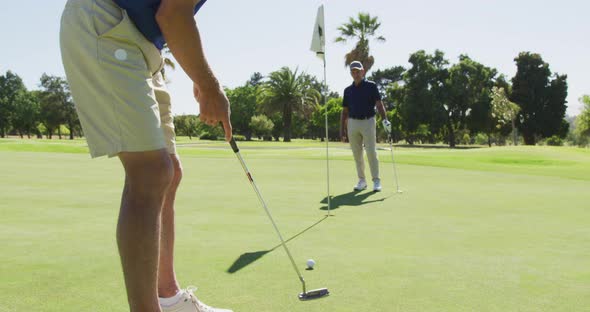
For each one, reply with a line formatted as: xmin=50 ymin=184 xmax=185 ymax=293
xmin=387 ymin=133 xmax=402 ymax=193
xmin=228 ymin=138 xmax=330 ymax=300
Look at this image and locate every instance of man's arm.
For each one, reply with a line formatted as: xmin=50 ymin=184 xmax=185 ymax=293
xmin=340 ymin=107 xmax=349 ymax=142
xmin=376 ymin=100 xmax=392 ymax=133
xmin=156 ymin=0 xmax=232 ymax=140
xmin=376 ymin=100 xmax=387 ymax=120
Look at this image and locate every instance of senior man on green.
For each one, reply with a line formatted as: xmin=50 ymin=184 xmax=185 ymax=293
xmin=340 ymin=61 xmax=392 ymax=192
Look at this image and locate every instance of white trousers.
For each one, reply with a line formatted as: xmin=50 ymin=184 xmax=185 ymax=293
xmin=347 ymin=117 xmax=380 ymax=182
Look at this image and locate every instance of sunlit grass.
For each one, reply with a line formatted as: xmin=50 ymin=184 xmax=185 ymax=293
xmin=1 ymin=139 xmax=589 ymax=311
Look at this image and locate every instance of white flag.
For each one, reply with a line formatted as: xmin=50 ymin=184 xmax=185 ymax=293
xmin=310 ymin=5 xmax=325 ymax=61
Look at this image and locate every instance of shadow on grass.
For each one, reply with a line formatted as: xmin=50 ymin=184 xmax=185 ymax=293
xmin=319 ymin=190 xmax=386 ymax=211
xmin=227 ymin=216 xmax=329 ymax=273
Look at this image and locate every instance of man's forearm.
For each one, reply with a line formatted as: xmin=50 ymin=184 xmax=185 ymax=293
xmin=156 ymin=0 xmax=218 ymax=89
xmin=376 ymin=100 xmax=387 ymax=119
xmin=340 ymin=111 xmax=348 ymax=136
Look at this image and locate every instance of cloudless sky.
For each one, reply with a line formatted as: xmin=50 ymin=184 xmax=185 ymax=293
xmin=1 ymin=0 xmax=588 ymax=116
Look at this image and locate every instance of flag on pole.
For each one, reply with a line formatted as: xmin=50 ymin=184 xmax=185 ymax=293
xmin=310 ymin=5 xmax=325 ymax=61
xmin=310 ymin=5 xmax=332 ymax=215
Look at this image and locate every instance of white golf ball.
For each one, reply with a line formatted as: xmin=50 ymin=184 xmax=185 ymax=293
xmin=306 ymin=259 xmax=316 ymax=268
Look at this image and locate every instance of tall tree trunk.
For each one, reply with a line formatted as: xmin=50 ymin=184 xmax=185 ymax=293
xmin=522 ymin=131 xmax=535 ymax=145
xmin=69 ymin=122 xmax=74 ymax=140
xmin=447 ymin=122 xmax=456 ymax=148
xmin=512 ymin=119 xmax=518 ymax=146
xmin=283 ymin=105 xmax=292 ymax=142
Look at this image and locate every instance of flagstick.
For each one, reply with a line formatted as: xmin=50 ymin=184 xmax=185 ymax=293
xmin=311 ymin=4 xmax=331 ymax=216
xmin=322 ymin=54 xmax=332 ymax=216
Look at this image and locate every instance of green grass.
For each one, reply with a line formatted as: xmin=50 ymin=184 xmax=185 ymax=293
xmin=1 ymin=139 xmax=589 ymax=311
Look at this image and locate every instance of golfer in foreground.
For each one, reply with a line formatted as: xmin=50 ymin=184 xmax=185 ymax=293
xmin=60 ymin=0 xmax=233 ymax=311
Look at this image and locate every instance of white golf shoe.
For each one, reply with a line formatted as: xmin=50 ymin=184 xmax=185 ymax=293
xmin=353 ymin=179 xmax=367 ymax=191
xmin=160 ymin=287 xmax=233 ymax=312
xmin=373 ymin=180 xmax=382 ymax=192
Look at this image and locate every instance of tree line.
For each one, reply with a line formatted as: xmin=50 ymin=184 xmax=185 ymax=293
xmin=0 ymin=72 xmax=79 ymax=139
xmin=1 ymin=49 xmax=589 ymax=147
xmin=3 ymin=10 xmax=589 ymax=147
xmin=177 ymin=49 xmax=584 ymax=147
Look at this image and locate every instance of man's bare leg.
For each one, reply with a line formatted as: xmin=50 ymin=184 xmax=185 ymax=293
xmin=117 ymin=149 xmax=174 ymax=312
xmin=158 ymin=154 xmax=183 ymax=298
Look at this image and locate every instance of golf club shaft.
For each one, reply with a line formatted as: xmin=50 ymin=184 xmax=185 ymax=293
xmin=389 ymin=134 xmax=401 ymax=192
xmin=229 ymin=139 xmax=307 ymax=293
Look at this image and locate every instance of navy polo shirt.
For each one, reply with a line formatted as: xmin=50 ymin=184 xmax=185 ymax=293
xmin=114 ymin=0 xmax=208 ymax=50
xmin=342 ymin=79 xmax=382 ymax=119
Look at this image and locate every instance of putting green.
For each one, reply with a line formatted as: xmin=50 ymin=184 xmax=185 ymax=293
xmin=1 ymin=139 xmax=589 ymax=311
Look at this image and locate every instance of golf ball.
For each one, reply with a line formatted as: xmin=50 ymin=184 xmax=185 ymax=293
xmin=306 ymin=259 xmax=316 ymax=268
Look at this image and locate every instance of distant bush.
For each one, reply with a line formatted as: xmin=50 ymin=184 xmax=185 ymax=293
xmin=545 ymin=135 xmax=564 ymax=146
xmin=199 ymin=132 xmax=219 ymax=141
xmin=233 ymin=135 xmax=246 ymax=141
xmin=250 ymin=115 xmax=274 ymax=138
xmin=458 ymin=130 xmax=471 ymax=145
xmin=474 ymin=133 xmax=488 ymax=145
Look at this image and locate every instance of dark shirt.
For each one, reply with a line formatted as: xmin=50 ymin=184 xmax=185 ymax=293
xmin=113 ymin=0 xmax=208 ymax=50
xmin=342 ymin=79 xmax=382 ymax=119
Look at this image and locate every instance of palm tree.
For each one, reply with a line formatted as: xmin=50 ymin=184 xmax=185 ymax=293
xmin=261 ymin=67 xmax=320 ymax=142
xmin=161 ymin=46 xmax=176 ymax=81
xmin=335 ymin=13 xmax=386 ymax=72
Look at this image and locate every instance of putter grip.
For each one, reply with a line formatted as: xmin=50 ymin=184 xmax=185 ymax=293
xmin=229 ymin=138 xmax=239 ymax=153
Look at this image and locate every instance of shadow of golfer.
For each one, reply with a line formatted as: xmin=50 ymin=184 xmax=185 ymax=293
xmin=226 ymin=216 xmax=329 ymax=274
xmin=319 ymin=190 xmax=385 ymax=211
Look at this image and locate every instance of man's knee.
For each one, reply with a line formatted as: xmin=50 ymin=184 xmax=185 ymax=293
xmin=170 ymin=155 xmax=183 ymax=188
xmin=119 ymin=149 xmax=175 ymax=193
xmin=366 ymin=148 xmax=378 ymax=158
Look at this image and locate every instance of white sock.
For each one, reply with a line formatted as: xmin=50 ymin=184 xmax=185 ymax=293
xmin=159 ymin=290 xmax=185 ymax=307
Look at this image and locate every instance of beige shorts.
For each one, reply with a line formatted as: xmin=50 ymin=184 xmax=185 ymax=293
xmin=60 ymin=0 xmax=176 ymax=158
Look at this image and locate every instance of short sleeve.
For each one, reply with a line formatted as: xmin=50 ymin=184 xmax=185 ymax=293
xmin=342 ymin=88 xmax=349 ymax=107
xmin=373 ymin=83 xmax=382 ymax=101
xmin=195 ymin=0 xmax=208 ymax=14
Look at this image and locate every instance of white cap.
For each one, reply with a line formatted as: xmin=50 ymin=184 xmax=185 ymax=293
xmin=349 ymin=61 xmax=364 ymax=71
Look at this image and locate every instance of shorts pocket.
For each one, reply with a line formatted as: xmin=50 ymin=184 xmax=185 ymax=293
xmin=98 ymin=37 xmax=149 ymax=74
xmin=96 ymin=10 xmax=149 ymax=74
xmin=95 ymin=7 xmax=162 ymax=75
xmin=92 ymin=0 xmax=126 ymax=38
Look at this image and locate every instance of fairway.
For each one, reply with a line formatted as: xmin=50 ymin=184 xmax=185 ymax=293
xmin=1 ymin=140 xmax=589 ymax=312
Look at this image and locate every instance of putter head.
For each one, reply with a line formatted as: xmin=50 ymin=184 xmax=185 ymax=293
xmin=298 ymin=288 xmax=330 ymax=301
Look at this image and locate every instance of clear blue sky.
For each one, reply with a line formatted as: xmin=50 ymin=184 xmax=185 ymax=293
xmin=1 ymin=0 xmax=588 ymax=116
